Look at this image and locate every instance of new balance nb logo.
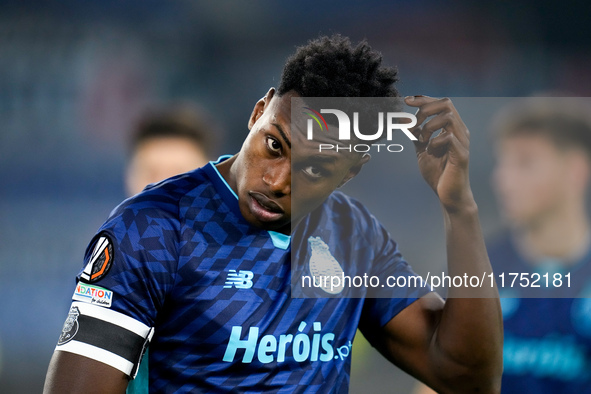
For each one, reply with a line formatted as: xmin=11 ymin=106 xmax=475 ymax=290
xmin=224 ymin=270 xmax=254 ymax=289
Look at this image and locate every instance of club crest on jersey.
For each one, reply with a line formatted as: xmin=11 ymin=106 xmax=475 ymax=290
xmin=308 ymin=236 xmax=344 ymax=294
xmin=57 ymin=305 xmax=80 ymax=345
xmin=224 ymin=270 xmax=254 ymax=289
xmin=81 ymin=234 xmax=114 ymax=283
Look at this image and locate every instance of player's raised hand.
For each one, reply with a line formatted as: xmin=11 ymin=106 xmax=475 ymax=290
xmin=405 ymin=96 xmax=474 ymax=212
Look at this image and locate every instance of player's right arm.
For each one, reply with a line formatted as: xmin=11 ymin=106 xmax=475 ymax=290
xmin=44 ymin=351 xmax=129 ymax=394
xmin=43 ymin=192 xmax=180 ymax=394
xmin=375 ymin=96 xmax=502 ymax=392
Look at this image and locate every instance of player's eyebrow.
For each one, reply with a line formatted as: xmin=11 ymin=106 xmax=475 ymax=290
xmin=272 ymin=123 xmax=291 ymax=149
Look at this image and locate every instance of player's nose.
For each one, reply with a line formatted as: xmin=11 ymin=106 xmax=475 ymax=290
xmin=263 ymin=160 xmax=291 ymax=196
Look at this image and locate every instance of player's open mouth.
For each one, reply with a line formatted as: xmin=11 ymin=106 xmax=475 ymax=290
xmin=248 ymin=191 xmax=284 ymax=222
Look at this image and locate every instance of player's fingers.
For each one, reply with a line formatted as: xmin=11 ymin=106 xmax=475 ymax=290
xmin=405 ymin=96 xmax=455 ymax=114
xmin=421 ymin=111 xmax=470 ymax=149
xmin=405 ymin=96 xmax=468 ymax=154
xmin=427 ymin=131 xmax=469 ymax=166
xmin=404 ymin=95 xmax=439 ymax=108
xmin=406 ymin=96 xmax=451 ymax=126
xmin=426 ymin=130 xmax=451 ymax=157
xmin=406 ymin=97 xmax=463 ymax=126
xmin=417 ymin=111 xmax=452 ymax=142
xmin=409 ymin=97 xmax=469 ymax=148
xmin=411 ymin=126 xmax=428 ymax=154
xmin=405 ymin=96 xmax=443 ymax=131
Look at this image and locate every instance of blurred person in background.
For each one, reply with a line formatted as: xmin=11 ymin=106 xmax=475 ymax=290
xmin=415 ymin=97 xmax=591 ymax=393
xmin=124 ymin=103 xmax=219 ymax=392
xmin=125 ymin=104 xmax=217 ymax=196
xmin=490 ymin=97 xmax=591 ymax=393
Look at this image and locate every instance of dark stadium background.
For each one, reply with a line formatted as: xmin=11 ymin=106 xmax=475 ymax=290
xmin=1 ymin=1 xmax=590 ymax=392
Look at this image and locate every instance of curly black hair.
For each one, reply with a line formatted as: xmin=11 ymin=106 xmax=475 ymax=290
xmin=277 ymin=34 xmax=399 ymax=98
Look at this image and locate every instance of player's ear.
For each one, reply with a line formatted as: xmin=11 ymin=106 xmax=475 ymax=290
xmin=248 ymin=88 xmax=276 ymax=130
xmin=567 ymin=149 xmax=591 ymax=191
xmin=338 ymin=154 xmax=371 ymax=188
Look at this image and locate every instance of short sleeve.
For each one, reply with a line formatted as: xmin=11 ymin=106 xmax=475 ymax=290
xmin=54 ymin=194 xmax=180 ymax=377
xmin=358 ymin=208 xmax=432 ymax=336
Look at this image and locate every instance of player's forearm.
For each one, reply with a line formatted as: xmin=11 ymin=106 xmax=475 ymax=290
xmin=442 ymin=201 xmax=498 ymax=298
xmin=433 ymin=202 xmax=503 ymax=390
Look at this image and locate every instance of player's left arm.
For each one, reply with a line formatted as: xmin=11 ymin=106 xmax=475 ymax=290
xmin=374 ymin=96 xmax=503 ymax=393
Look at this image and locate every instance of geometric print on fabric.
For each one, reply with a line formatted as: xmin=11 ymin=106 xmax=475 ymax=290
xmin=65 ymin=156 xmax=429 ymax=393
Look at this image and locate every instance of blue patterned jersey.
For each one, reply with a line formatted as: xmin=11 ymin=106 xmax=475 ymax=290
xmin=54 ymin=156 xmax=430 ymax=393
xmin=490 ymin=235 xmax=591 ymax=393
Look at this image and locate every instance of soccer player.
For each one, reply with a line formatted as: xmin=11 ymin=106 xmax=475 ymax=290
xmin=125 ymin=104 xmax=215 ymax=196
xmin=43 ymin=35 xmax=502 ymax=393
xmin=490 ymin=97 xmax=591 ymax=392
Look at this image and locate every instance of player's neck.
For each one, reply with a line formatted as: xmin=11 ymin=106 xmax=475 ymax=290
xmin=215 ymin=154 xmax=238 ymax=194
xmin=515 ymin=202 xmax=590 ymax=264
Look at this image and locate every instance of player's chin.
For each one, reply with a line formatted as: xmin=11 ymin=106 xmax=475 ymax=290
xmin=249 ymin=218 xmax=291 ymax=236
xmin=240 ymin=206 xmax=290 ymax=232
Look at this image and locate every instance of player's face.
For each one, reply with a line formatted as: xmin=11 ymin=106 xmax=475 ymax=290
xmin=126 ymin=137 xmax=209 ymax=196
xmin=232 ymin=89 xmax=368 ymax=234
xmin=492 ymin=133 xmax=573 ymax=227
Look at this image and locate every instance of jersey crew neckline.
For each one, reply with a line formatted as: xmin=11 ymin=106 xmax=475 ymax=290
xmin=205 ymin=155 xmax=291 ymax=250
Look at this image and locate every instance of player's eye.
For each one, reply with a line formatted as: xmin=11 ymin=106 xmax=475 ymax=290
xmin=303 ymin=165 xmax=323 ymax=178
xmin=266 ymin=136 xmax=282 ymax=153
